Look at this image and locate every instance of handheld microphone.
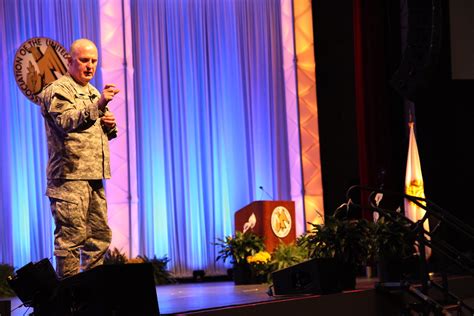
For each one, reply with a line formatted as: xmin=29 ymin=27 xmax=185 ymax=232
xmin=258 ymin=186 xmax=273 ymax=200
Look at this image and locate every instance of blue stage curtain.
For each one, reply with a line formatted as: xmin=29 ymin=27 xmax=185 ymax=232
xmin=130 ymin=0 xmax=291 ymax=276
xmin=0 ymin=0 xmax=102 ymax=268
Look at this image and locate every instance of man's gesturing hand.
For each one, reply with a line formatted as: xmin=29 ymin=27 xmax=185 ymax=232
xmin=101 ymin=111 xmax=116 ymax=129
xmin=98 ymin=84 xmax=120 ymax=110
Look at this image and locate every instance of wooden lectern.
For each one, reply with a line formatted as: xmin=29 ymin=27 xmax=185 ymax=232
xmin=234 ymin=200 xmax=296 ymax=252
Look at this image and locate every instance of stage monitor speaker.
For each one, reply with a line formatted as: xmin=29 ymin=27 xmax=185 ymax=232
xmin=271 ymin=258 xmax=342 ymax=295
xmin=7 ymin=258 xmax=59 ymax=308
xmin=390 ymin=0 xmax=443 ymax=101
xmin=58 ymin=263 xmax=160 ymax=316
xmin=0 ymin=300 xmax=11 ymax=316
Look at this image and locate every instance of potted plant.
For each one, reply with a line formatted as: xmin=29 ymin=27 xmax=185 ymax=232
xmin=0 ymin=263 xmax=15 ymax=298
xmin=104 ymin=247 xmax=128 ymax=265
xmin=302 ymin=210 xmax=374 ymax=290
xmin=266 ymin=241 xmax=309 ymax=284
xmin=214 ymin=231 xmax=265 ymax=285
xmin=270 ymin=241 xmax=308 ymax=272
xmin=104 ymin=247 xmax=176 ymax=285
xmin=246 ymin=250 xmax=272 ymax=283
xmin=138 ymin=255 xmax=176 ymax=285
xmin=373 ymin=209 xmax=418 ymax=282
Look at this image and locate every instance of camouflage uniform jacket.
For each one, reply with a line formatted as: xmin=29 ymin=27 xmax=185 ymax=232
xmin=40 ymin=73 xmax=117 ymax=181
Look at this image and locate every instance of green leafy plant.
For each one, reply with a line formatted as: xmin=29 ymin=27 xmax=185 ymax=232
xmin=295 ymin=232 xmax=315 ymax=259
xmin=104 ymin=247 xmax=128 ymax=265
xmin=373 ymin=210 xmax=416 ymax=260
xmin=0 ymin=263 xmax=15 ymax=297
xmin=138 ymin=255 xmax=176 ymax=285
xmin=103 ymin=248 xmax=175 ymax=285
xmin=296 ymin=207 xmax=375 ymax=290
xmin=269 ymin=241 xmax=308 ymax=272
xmin=304 ymin=214 xmax=374 ymax=266
xmin=214 ymin=231 xmax=265 ymax=265
xmin=264 ymin=242 xmax=309 ymax=283
xmin=372 ymin=209 xmax=419 ymax=282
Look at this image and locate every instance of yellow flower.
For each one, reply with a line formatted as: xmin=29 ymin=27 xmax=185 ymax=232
xmin=246 ymin=251 xmax=271 ymax=264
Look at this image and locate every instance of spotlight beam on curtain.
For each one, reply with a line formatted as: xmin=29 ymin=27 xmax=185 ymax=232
xmin=0 ymin=0 xmax=102 ymax=268
xmin=131 ymin=0 xmax=291 ymax=276
xmin=1 ymin=0 xmax=303 ymax=278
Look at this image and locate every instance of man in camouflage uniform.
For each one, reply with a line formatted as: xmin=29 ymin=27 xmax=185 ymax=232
xmin=40 ymin=38 xmax=120 ymax=278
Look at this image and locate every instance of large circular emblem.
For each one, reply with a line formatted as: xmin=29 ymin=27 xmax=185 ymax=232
xmin=271 ymin=206 xmax=292 ymax=238
xmin=13 ymin=37 xmax=69 ymax=105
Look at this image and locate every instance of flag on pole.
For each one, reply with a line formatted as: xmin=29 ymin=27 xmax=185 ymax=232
xmin=404 ymin=121 xmax=431 ymax=258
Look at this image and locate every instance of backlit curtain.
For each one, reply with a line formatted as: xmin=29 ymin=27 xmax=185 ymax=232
xmin=131 ymin=0 xmax=291 ymax=276
xmin=1 ymin=0 xmax=293 ymax=278
xmin=0 ymin=0 xmax=102 ymax=268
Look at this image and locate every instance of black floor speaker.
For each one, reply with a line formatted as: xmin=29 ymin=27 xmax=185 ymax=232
xmin=7 ymin=258 xmax=59 ymax=308
xmin=0 ymin=300 xmax=11 ymax=316
xmin=271 ymin=258 xmax=342 ymax=295
xmin=41 ymin=263 xmax=160 ymax=316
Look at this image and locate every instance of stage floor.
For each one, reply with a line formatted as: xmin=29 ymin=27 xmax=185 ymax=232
xmin=7 ymin=276 xmax=378 ymax=315
xmin=5 ymin=275 xmax=474 ymax=315
xmin=157 ymin=277 xmax=378 ymax=315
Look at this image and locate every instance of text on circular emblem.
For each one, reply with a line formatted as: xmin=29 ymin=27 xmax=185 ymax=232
xmin=13 ymin=37 xmax=69 ymax=105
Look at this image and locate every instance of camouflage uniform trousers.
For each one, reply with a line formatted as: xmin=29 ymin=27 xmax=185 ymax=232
xmin=48 ymin=179 xmax=112 ymax=278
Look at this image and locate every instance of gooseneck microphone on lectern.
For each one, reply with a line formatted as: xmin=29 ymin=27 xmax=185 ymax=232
xmin=258 ymin=186 xmax=273 ymax=200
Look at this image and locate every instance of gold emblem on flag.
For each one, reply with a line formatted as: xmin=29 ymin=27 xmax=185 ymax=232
xmin=13 ymin=37 xmax=69 ymax=105
xmin=406 ymin=179 xmax=425 ymax=206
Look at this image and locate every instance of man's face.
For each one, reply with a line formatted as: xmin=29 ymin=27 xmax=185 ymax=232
xmin=68 ymin=43 xmax=98 ymax=86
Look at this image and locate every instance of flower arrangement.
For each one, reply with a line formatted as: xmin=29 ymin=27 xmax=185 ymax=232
xmin=214 ymin=231 xmax=265 ymax=265
xmin=214 ymin=231 xmax=267 ymax=284
xmin=214 ymin=231 xmax=315 ymax=284
xmin=246 ymin=250 xmax=271 ymax=265
xmin=246 ymin=251 xmax=271 ymax=279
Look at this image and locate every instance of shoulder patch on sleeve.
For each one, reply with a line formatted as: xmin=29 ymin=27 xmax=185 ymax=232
xmin=51 ymin=83 xmax=75 ymax=103
xmin=52 ymin=93 xmax=72 ymax=102
xmin=50 ymin=89 xmax=74 ymax=111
